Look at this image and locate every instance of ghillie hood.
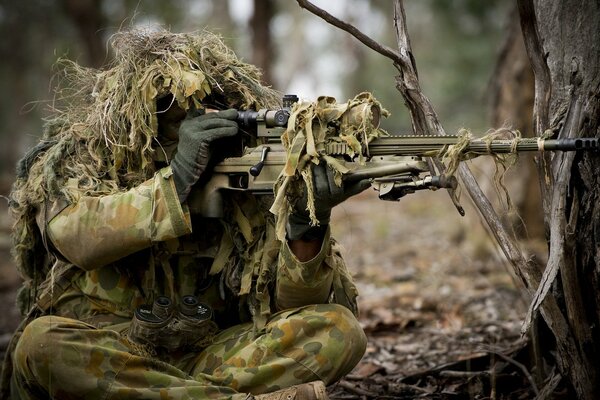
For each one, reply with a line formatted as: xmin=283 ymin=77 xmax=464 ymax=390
xmin=9 ymin=29 xmax=280 ymax=299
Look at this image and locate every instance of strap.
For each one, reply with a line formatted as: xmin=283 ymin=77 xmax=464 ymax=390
xmin=35 ymin=263 xmax=82 ymax=312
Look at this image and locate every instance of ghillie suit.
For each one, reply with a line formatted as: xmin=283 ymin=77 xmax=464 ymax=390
xmin=10 ymin=29 xmax=280 ymax=315
xmin=3 ymin=30 xmax=366 ymax=399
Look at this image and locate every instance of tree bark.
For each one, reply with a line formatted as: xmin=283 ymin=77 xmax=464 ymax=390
xmin=518 ymin=0 xmax=600 ymax=397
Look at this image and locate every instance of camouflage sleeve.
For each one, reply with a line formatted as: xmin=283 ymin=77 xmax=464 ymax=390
xmin=46 ymin=167 xmax=192 ymax=270
xmin=275 ymin=227 xmax=335 ymax=310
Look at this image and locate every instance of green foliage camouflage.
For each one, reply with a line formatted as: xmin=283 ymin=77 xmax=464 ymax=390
xmin=270 ymin=92 xmax=389 ymax=240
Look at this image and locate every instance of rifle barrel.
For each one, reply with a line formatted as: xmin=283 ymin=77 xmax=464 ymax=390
xmin=367 ymin=136 xmax=599 ymax=156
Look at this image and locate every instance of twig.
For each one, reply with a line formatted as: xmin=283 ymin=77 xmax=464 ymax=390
xmin=295 ymin=0 xmax=409 ymax=69
xmin=439 ymin=370 xmax=488 ymax=378
xmin=479 ymin=345 xmax=539 ymax=396
xmin=392 ymin=1 xmax=464 ymax=213
xmin=534 ymin=369 xmax=562 ymax=400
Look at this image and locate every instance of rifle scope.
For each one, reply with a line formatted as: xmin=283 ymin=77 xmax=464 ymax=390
xmin=236 ymin=94 xmax=298 ymax=129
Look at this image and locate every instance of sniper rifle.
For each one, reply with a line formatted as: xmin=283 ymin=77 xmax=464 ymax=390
xmin=187 ymin=95 xmax=598 ymax=218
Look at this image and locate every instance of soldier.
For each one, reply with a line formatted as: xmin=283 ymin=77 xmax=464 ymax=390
xmin=4 ymin=30 xmax=368 ymax=399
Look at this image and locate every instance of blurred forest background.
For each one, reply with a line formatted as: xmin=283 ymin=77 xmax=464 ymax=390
xmin=0 ymin=0 xmax=544 ymax=397
xmin=0 ymin=0 xmax=515 ymax=189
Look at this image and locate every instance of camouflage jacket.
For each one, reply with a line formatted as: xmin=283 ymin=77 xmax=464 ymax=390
xmin=37 ymin=166 xmax=359 ymax=330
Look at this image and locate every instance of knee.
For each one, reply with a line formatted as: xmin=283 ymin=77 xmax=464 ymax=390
xmin=14 ymin=316 xmax=54 ymax=374
xmin=286 ymin=304 xmax=367 ymax=382
xmin=313 ymin=304 xmax=367 ymax=365
xmin=13 ymin=316 xmax=85 ymax=379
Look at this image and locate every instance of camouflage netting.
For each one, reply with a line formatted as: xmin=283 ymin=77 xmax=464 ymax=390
xmin=10 ymin=29 xmax=280 ymax=293
xmin=440 ymin=127 xmax=525 ymax=213
xmin=270 ymin=92 xmax=389 ymax=240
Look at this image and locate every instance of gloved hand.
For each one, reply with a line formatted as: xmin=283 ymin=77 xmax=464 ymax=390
xmin=287 ymin=162 xmax=371 ymax=240
xmin=171 ymin=109 xmax=239 ymax=203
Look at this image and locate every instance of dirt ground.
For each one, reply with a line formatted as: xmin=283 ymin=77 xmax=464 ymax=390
xmin=0 ymin=177 xmax=533 ymax=398
xmin=326 ymin=186 xmax=532 ymax=399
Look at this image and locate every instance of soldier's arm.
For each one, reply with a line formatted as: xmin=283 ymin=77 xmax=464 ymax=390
xmin=43 ymin=167 xmax=192 ymax=270
xmin=275 ymin=227 xmax=335 ymax=310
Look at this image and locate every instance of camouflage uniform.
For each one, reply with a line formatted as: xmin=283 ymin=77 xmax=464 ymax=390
xmin=10 ymin=165 xmax=366 ymax=399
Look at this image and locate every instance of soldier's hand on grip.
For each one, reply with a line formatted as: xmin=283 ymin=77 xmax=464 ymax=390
xmin=171 ymin=109 xmax=238 ymax=203
xmin=287 ymin=162 xmax=370 ymax=241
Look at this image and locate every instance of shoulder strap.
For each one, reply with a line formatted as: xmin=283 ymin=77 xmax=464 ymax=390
xmin=34 ymin=261 xmax=82 ymax=313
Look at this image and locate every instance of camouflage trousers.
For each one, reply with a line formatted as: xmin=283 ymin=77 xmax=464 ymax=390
xmin=11 ymin=304 xmax=366 ymax=399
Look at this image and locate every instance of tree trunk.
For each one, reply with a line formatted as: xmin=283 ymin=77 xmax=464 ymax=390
xmin=518 ymin=0 xmax=600 ymax=397
xmin=250 ymin=0 xmax=275 ymax=86
xmin=61 ymin=0 xmax=106 ymax=68
xmin=489 ymin=10 xmax=545 ymax=243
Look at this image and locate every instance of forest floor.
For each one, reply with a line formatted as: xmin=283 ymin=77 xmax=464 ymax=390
xmin=0 ymin=175 xmax=540 ymax=399
xmin=327 ymin=187 xmax=538 ymax=399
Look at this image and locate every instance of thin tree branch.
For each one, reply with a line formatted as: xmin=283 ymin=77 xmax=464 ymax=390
xmin=295 ymin=0 xmax=536 ymax=291
xmin=391 ymin=1 xmax=464 ymax=213
xmin=295 ymin=0 xmax=409 ymax=69
xmin=478 ymin=344 xmax=539 ymax=396
xmin=391 ymin=1 xmax=443 ymax=136
xmin=390 ymin=0 xmax=541 ymax=308
xmin=392 ymin=0 xmax=418 ymax=78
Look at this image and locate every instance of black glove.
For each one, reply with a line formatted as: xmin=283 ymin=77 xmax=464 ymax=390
xmin=287 ymin=162 xmax=371 ymax=240
xmin=171 ymin=109 xmax=238 ymax=203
